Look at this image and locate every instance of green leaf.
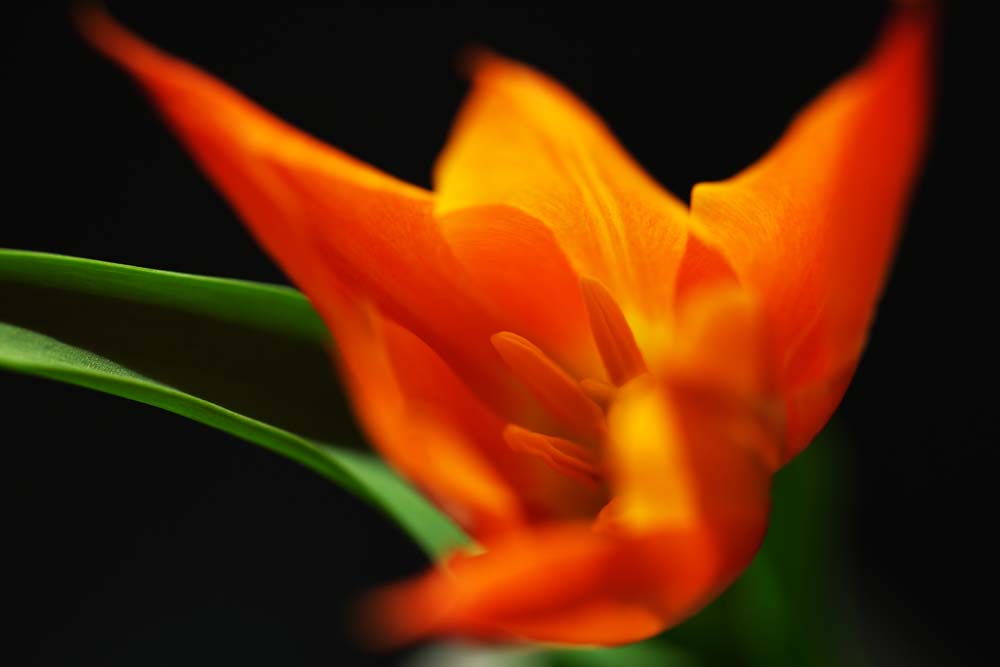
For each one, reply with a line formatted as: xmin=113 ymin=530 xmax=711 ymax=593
xmin=0 ymin=248 xmax=328 ymax=340
xmin=0 ymin=249 xmax=469 ymax=558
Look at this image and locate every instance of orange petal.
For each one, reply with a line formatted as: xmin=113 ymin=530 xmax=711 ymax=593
xmin=329 ymin=291 xmax=609 ymax=535
xmin=689 ymin=7 xmax=933 ymax=459
xmin=76 ymin=8 xmax=522 ymax=417
xmin=604 ymin=378 xmax=770 ymax=563
xmin=604 ymin=378 xmax=700 ymax=534
xmin=366 ymin=378 xmax=771 ymax=645
xmin=491 ymin=332 xmax=606 ymax=443
xmin=366 ymin=519 xmax=753 ymax=645
xmin=668 ymin=287 xmax=775 ymax=403
xmin=479 ymin=599 xmax=666 ymax=645
xmin=326 ymin=291 xmax=526 ymax=539
xmin=670 ymin=287 xmax=784 ymax=472
xmin=365 ymin=524 xmax=676 ymax=645
xmin=435 ymin=51 xmax=689 ymax=319
xmin=437 ymin=205 xmax=604 ymax=380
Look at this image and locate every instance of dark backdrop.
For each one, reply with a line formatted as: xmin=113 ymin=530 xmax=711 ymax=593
xmin=2 ymin=2 xmax=990 ymax=665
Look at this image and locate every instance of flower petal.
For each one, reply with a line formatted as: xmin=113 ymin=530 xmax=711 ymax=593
xmin=365 ymin=524 xmax=716 ymax=645
xmin=604 ymin=377 xmax=771 ymax=578
xmin=324 ymin=293 xmax=526 ymax=538
xmin=434 ymin=52 xmax=689 ymax=320
xmin=329 ymin=290 xmax=605 ymax=535
xmin=604 ymin=378 xmax=700 ymax=534
xmin=76 ymin=8 xmax=522 ymax=416
xmin=437 ymin=205 xmax=604 ymax=380
xmin=367 ymin=509 xmax=772 ymax=646
xmin=79 ymin=8 xmax=612 ymax=536
xmin=666 ymin=287 xmax=784 ymax=471
xmin=365 ymin=372 xmax=774 ymax=645
xmin=689 ymin=8 xmax=933 ymax=458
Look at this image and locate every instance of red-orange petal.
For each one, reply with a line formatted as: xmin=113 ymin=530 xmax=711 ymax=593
xmin=75 ymin=8 xmax=617 ymax=531
xmin=603 ymin=377 xmax=771 ymax=570
xmin=322 ymin=289 xmax=527 ymax=539
xmin=491 ymin=331 xmax=606 ymax=443
xmin=689 ymin=7 xmax=933 ymax=459
xmin=365 ymin=512 xmax=769 ymax=646
xmin=329 ymin=289 xmax=608 ymax=535
xmin=434 ymin=51 xmax=689 ymax=320
xmin=604 ymin=378 xmax=699 ymax=533
xmin=437 ymin=205 xmax=605 ymax=381
xmin=366 ymin=362 xmax=773 ymax=646
xmin=364 ymin=523 xmax=711 ymax=646
xmin=75 ymin=7 xmax=523 ymax=417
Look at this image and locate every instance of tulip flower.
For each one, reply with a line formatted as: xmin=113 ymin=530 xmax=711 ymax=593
xmin=76 ymin=5 xmax=931 ymax=646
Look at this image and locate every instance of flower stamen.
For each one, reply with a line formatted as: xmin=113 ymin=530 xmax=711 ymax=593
xmin=491 ymin=331 xmax=606 ymax=442
xmin=580 ymin=277 xmax=647 ymax=385
xmin=503 ymin=424 xmax=602 ymax=487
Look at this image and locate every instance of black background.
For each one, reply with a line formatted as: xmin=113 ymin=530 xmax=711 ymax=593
xmin=2 ymin=2 xmax=991 ymax=665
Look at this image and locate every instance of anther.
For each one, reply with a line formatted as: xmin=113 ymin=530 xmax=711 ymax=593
xmin=503 ymin=424 xmax=601 ymax=486
xmin=491 ymin=331 xmax=606 ymax=441
xmin=580 ymin=277 xmax=647 ymax=385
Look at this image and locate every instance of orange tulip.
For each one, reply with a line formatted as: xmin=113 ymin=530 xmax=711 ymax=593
xmin=76 ymin=5 xmax=932 ymax=646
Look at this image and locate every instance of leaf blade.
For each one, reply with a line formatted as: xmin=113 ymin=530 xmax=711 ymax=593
xmin=0 ymin=251 xmax=470 ymax=558
xmin=0 ymin=248 xmax=327 ymax=341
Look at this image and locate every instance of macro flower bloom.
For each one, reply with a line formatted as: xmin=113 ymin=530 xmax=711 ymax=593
xmin=78 ymin=6 xmax=931 ymax=646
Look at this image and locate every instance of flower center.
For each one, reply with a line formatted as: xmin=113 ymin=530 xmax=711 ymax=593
xmin=491 ymin=277 xmax=648 ymax=485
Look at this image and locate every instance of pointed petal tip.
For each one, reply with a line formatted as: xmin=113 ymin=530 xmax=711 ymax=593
xmin=73 ymin=4 xmax=142 ymax=63
xmin=456 ymin=45 xmax=537 ymax=84
xmin=884 ymin=0 xmax=938 ymax=57
xmin=456 ymin=44 xmax=502 ymax=79
xmin=70 ymin=2 xmax=104 ymax=35
xmin=892 ymin=0 xmax=938 ymax=15
xmin=689 ymin=0 xmax=934 ymax=460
